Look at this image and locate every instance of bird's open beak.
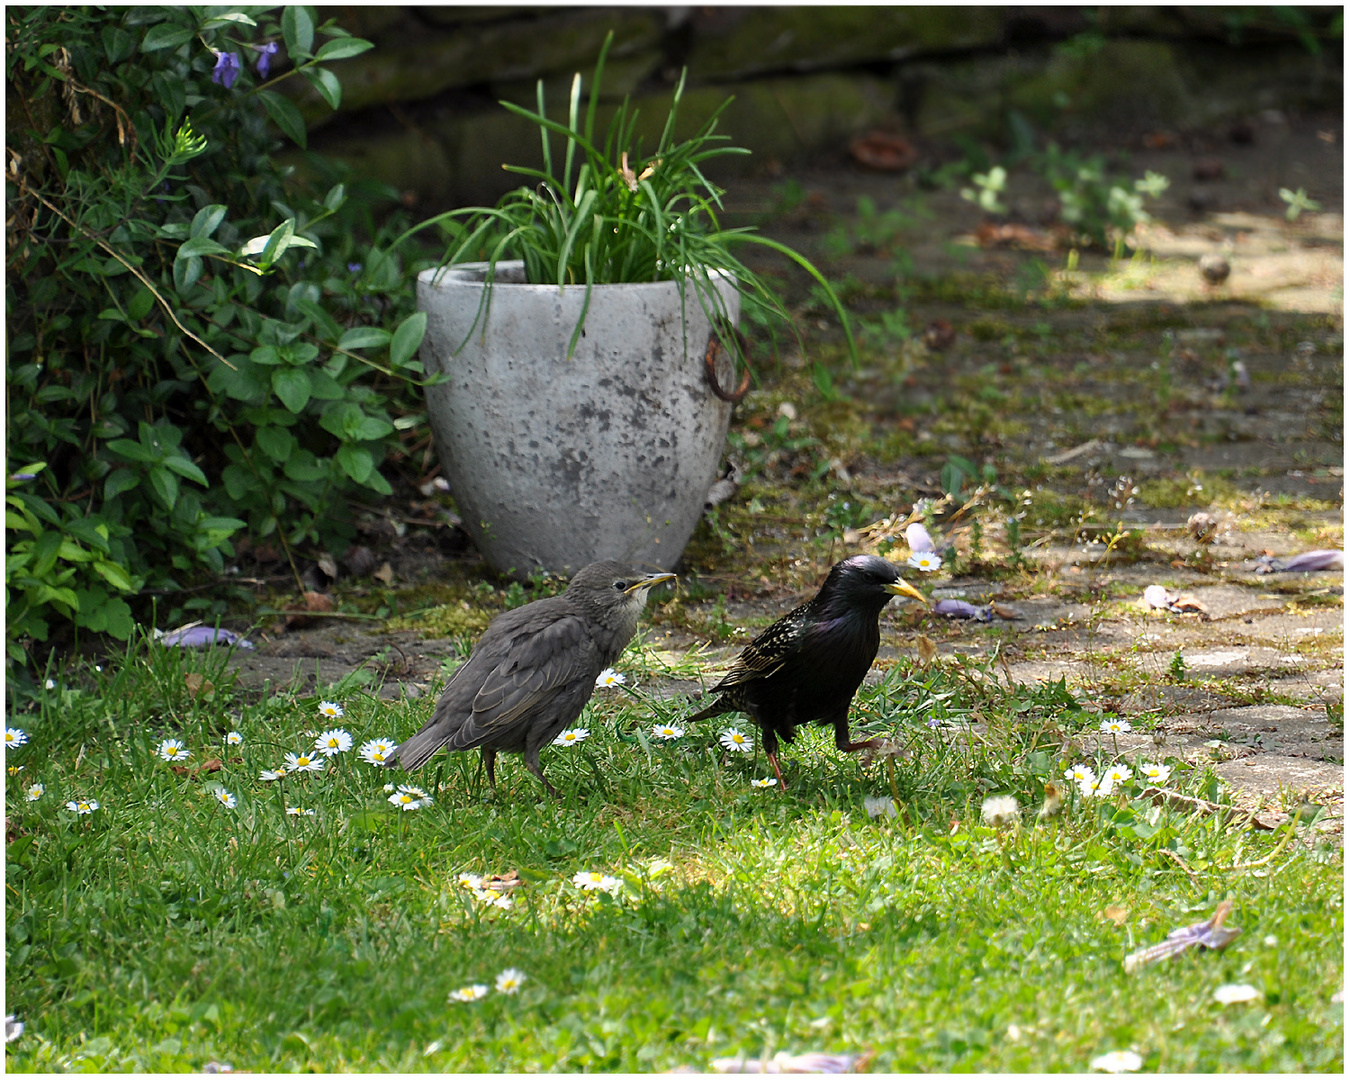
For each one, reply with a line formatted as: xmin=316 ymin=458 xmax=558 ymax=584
xmin=626 ymin=571 xmax=677 ymax=595
xmin=884 ymin=578 xmax=927 ymax=603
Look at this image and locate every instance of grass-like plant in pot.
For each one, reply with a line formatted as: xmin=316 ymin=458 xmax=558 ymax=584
xmin=401 ymin=32 xmax=856 ymax=578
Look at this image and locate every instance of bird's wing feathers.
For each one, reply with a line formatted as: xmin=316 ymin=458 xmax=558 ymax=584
xmin=455 ymin=613 xmax=598 ymax=741
xmin=711 ymin=604 xmax=810 ymax=689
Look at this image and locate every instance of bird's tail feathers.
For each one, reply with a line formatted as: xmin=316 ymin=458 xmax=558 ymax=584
xmin=394 ymin=727 xmax=446 ymax=772
xmin=685 ymin=697 xmax=728 ymax=723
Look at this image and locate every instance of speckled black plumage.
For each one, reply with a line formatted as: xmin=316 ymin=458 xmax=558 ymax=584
xmin=687 ymin=555 xmax=924 ymax=788
xmin=391 ymin=561 xmax=674 ymax=797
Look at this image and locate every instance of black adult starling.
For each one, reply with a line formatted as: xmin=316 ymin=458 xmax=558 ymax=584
xmin=391 ymin=561 xmax=675 ymax=797
xmin=687 ymin=555 xmax=925 ymax=789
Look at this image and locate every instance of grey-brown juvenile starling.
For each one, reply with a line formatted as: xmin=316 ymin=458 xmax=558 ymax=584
xmin=687 ymin=555 xmax=925 ymax=789
xmin=391 ymin=561 xmax=675 ymax=797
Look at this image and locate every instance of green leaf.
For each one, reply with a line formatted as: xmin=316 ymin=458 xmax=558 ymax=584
xmin=102 ymin=598 xmax=135 ymax=640
xmin=319 ymin=402 xmax=361 ymax=440
xmin=221 ymin=464 xmax=253 ymax=502
xmin=283 ymin=449 xmax=328 ymax=482
xmin=148 ymin=467 xmax=179 ymax=511
xmin=30 ymin=531 xmax=62 ymax=577
xmin=361 ymin=468 xmax=393 ymax=496
xmin=104 ymin=468 xmax=141 ymax=501
xmin=173 ymin=254 xmax=203 ymax=291
xmin=355 ymin=416 xmax=394 ymax=441
xmin=389 ymin=311 xmax=427 ymax=370
xmin=177 ymin=236 xmax=229 ymax=260
xmin=282 ymin=6 xmax=315 ymax=57
xmin=322 ymin=182 xmax=347 ymax=213
xmin=107 ymin=438 xmax=156 ymax=463
xmin=292 ymin=296 xmax=342 ymax=340
xmin=127 ymin=287 xmax=155 ymax=321
xmin=258 ymin=90 xmax=308 ymax=148
xmin=272 ymin=368 xmax=312 ymax=413
xmin=162 ymin=455 xmax=208 ymax=486
xmin=251 ymin=345 xmax=283 ymax=366
xmin=335 ymin=444 xmax=373 ymax=483
xmin=314 ymin=37 xmax=373 ymax=62
xmin=189 ymin=204 xmax=228 ymax=239
xmin=92 ymin=559 xmax=136 ymax=593
xmin=141 ymin=23 xmax=194 ymax=52
xmin=303 ymin=65 xmax=343 ymax=110
xmin=259 ymin=218 xmax=295 ymax=269
xmin=256 ymin=425 xmax=297 ymax=464
xmin=308 ymin=369 xmax=345 ymax=400
xmin=337 ymin=326 xmax=391 ymax=351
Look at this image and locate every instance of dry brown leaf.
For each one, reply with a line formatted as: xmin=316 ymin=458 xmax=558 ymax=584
xmin=915 ymin=635 xmax=938 ymax=664
xmin=373 ymin=562 xmax=394 ymax=585
xmin=185 ymin=672 xmax=214 ymax=698
xmin=1099 ymin=905 xmax=1129 ymax=925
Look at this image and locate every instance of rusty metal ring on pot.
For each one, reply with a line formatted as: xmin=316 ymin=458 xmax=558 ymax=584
xmin=703 ymin=320 xmax=751 ymax=404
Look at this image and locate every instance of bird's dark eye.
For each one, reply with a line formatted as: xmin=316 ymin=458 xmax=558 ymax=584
xmin=613 ymin=580 xmax=628 ymax=591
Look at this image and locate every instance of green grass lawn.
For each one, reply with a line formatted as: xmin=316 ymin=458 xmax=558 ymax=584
xmin=5 ymin=638 xmax=1342 ymax=1072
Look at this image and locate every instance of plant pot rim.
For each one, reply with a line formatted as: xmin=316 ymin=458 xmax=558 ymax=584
xmin=417 ymin=261 xmax=735 ymax=291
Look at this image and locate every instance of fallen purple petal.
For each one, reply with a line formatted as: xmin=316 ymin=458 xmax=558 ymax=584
xmin=1269 ymin=550 xmax=1343 ymax=573
xmin=905 ymin=522 xmax=935 ymax=553
xmin=933 ymin=598 xmax=992 ymax=621
xmin=709 ymin=1052 xmax=862 ymax=1074
xmin=1124 ymin=900 xmax=1241 ymax=973
xmin=160 ymin=626 xmax=254 ymax=649
xmin=1143 ymin=584 xmax=1172 ymax=610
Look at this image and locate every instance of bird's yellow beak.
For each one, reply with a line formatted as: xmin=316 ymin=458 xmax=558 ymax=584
xmin=884 ymin=578 xmax=927 ymax=603
xmin=626 ymin=571 xmax=677 ymax=595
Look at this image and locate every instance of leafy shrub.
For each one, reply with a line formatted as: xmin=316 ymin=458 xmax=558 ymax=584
xmin=5 ymin=6 xmax=428 ymax=667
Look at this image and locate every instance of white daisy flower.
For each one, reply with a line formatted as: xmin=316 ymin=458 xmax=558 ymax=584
xmin=213 ymin=788 xmax=237 ymax=809
xmin=157 ymin=738 xmax=190 ymax=762
xmin=260 ymin=766 xmax=288 ymax=781
xmin=1139 ymin=762 xmax=1171 ymax=784
xmin=1079 ymin=773 xmax=1113 ymax=798
xmin=552 ymin=728 xmax=589 ymax=747
xmin=5 ymin=728 xmax=29 ymax=748
xmin=1102 ymin=764 xmax=1133 ymax=789
xmin=572 ymin=870 xmax=620 ymax=893
xmin=651 ymin=724 xmax=684 ymax=741
xmin=719 ymin=728 xmax=753 ymax=752
xmin=1214 ymin=983 xmax=1261 ymax=1005
xmin=382 ymin=782 xmax=396 ymax=793
xmin=495 ymin=968 xmax=527 ymax=994
xmin=358 ymin=738 xmax=398 ymax=765
xmin=284 ymin=751 xmax=324 ymax=774
xmin=313 ymin=728 xmax=353 ymax=756
xmin=1100 ymin=718 xmax=1133 ymax=734
xmin=751 ymin=777 xmax=777 ymax=789
xmin=1090 ymin=1049 xmax=1142 ymax=1073
xmin=595 ymin=668 xmax=626 ymax=688
xmin=907 ymin=551 xmax=942 ymax=573
xmin=225 ymin=731 xmax=243 ymax=746
xmin=317 ymin=701 xmax=345 ymax=719
xmin=388 ymin=785 xmax=431 ymax=811
xmin=449 ymin=984 xmax=488 ymax=1003
xmin=285 ymin=807 xmax=316 ymax=816
xmin=457 ymin=873 xmax=483 ymax=890
xmin=981 ymin=794 xmax=1020 ymax=828
xmin=1064 ymin=763 xmax=1097 ymax=785
xmin=66 ymin=798 xmax=99 ymax=814
xmin=25 ymin=783 xmax=44 ymax=801
xmin=473 ymin=887 xmax=513 ymax=909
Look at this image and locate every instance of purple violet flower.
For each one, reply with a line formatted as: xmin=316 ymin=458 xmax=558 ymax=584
xmin=252 ymin=41 xmax=278 ymax=79
xmin=211 ymin=50 xmax=242 ymax=90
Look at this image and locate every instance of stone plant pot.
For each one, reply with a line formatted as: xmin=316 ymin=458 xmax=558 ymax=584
xmin=417 ymin=261 xmax=744 ymax=578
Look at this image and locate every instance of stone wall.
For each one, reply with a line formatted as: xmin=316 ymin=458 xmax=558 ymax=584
xmin=291 ymin=6 xmax=1342 ymax=210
